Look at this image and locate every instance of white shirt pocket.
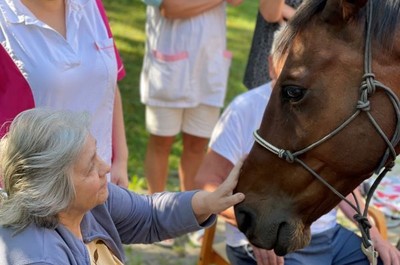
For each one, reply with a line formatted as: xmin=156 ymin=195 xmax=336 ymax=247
xmin=94 ymin=37 xmax=117 ymax=85
xmin=148 ymin=49 xmax=190 ymax=102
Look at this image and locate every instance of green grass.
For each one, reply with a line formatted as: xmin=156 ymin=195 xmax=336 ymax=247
xmin=103 ymin=1 xmax=258 ymax=191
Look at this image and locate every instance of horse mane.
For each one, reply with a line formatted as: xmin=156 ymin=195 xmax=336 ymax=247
xmin=277 ymin=0 xmax=400 ymax=54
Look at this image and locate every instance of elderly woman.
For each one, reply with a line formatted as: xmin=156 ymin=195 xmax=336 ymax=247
xmin=0 ymin=109 xmax=245 ymax=265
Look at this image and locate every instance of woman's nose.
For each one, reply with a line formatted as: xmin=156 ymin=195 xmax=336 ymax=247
xmin=99 ymin=157 xmax=111 ymax=176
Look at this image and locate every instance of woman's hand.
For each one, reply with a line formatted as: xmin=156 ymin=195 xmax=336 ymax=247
xmin=192 ymin=160 xmax=245 ymax=224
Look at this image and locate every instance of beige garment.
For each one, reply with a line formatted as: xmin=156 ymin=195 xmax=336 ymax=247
xmin=85 ymin=239 xmax=123 ymax=265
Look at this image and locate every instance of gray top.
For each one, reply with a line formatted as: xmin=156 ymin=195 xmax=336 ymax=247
xmin=243 ymin=0 xmax=303 ymax=89
xmin=0 ymin=183 xmax=214 ymax=265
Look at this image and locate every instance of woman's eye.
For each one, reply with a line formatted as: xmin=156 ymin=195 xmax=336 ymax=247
xmin=282 ymin=86 xmax=306 ymax=102
xmin=87 ymin=163 xmax=95 ymax=174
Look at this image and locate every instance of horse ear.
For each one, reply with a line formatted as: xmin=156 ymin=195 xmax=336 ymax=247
xmin=322 ymin=0 xmax=368 ymax=24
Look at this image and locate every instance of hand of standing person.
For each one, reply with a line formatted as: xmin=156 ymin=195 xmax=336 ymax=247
xmin=110 ymin=160 xmax=129 ymax=188
xmin=259 ymin=0 xmax=297 ymax=23
xmin=111 ymin=86 xmax=129 ymax=188
xmin=226 ymin=0 xmax=244 ymax=6
xmin=259 ymin=0 xmax=284 ymax=22
xmin=160 ymin=0 xmax=224 ymax=19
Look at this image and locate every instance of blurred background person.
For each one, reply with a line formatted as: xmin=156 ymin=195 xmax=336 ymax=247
xmin=140 ymin=0 xmax=243 ymax=247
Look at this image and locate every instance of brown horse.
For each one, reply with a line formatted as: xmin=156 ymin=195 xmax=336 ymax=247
xmin=234 ymin=0 xmax=400 ymax=256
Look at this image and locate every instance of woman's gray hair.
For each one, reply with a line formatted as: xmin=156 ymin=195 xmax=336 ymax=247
xmin=0 ymin=108 xmax=91 ymax=232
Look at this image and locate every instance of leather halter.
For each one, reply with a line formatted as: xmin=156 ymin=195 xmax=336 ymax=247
xmin=253 ymin=1 xmax=400 ymax=262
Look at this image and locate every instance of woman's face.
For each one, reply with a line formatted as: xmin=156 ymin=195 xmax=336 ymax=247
xmin=69 ymin=134 xmax=110 ymax=213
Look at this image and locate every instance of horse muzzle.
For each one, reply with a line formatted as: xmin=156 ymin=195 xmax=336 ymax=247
xmin=234 ymin=202 xmax=311 ymax=256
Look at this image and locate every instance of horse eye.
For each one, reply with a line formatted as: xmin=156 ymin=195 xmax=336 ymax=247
xmin=282 ymin=86 xmax=306 ymax=102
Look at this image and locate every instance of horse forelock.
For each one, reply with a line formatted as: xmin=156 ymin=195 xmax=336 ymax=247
xmin=277 ymin=0 xmax=400 ymax=54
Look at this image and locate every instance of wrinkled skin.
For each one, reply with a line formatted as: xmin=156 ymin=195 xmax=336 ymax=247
xmin=235 ymin=0 xmax=400 ymax=256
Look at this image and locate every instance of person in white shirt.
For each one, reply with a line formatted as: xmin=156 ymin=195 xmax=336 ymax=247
xmin=0 ymin=0 xmax=129 ymax=187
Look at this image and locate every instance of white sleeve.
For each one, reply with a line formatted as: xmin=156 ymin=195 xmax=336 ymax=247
xmin=209 ymin=102 xmax=246 ymax=165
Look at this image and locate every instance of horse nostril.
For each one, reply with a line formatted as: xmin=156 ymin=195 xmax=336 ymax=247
xmin=235 ymin=208 xmax=256 ymax=235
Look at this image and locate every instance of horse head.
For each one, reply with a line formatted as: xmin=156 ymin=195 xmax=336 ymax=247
xmin=235 ymin=0 xmax=400 ymax=256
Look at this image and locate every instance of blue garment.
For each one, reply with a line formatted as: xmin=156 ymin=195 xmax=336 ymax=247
xmin=226 ymin=244 xmax=256 ymax=265
xmin=142 ymin=0 xmax=162 ymax=7
xmin=226 ymin=225 xmax=383 ymax=265
xmin=0 ymin=183 xmax=214 ymax=265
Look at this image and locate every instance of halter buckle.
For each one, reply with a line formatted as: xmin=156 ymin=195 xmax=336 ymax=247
xmin=361 ymin=241 xmax=378 ymax=265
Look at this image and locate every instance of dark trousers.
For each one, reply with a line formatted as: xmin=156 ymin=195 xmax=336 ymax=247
xmin=226 ymin=225 xmax=383 ymax=265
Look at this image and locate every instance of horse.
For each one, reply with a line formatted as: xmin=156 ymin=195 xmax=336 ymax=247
xmin=234 ymin=0 xmax=400 ymax=256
